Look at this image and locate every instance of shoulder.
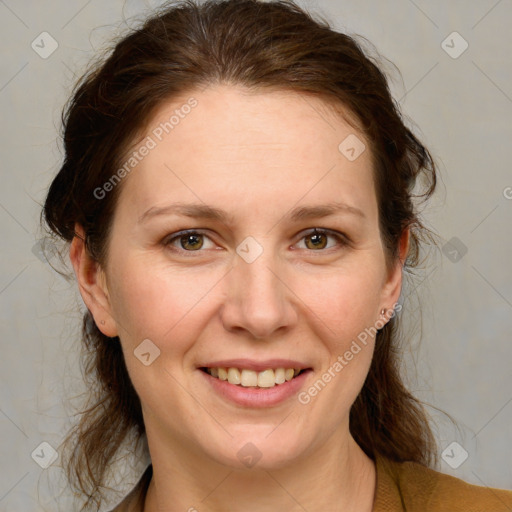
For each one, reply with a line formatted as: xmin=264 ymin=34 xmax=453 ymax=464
xmin=374 ymin=453 xmax=512 ymax=512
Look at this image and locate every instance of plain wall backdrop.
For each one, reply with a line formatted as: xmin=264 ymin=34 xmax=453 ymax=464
xmin=1 ymin=0 xmax=511 ymax=510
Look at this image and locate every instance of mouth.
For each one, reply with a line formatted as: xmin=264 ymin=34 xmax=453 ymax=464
xmin=199 ymin=366 xmax=312 ymax=388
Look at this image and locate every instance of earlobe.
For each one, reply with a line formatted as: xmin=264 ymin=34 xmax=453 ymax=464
xmin=69 ymin=224 xmax=118 ymax=338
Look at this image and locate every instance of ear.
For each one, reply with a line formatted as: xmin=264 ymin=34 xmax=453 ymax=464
xmin=379 ymin=226 xmax=409 ymax=320
xmin=69 ymin=223 xmax=118 ymax=338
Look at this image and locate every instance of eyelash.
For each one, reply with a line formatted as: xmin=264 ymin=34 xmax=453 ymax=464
xmin=162 ymin=228 xmax=349 ymax=255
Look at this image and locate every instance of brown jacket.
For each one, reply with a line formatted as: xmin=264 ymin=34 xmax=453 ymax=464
xmin=109 ymin=454 xmax=512 ymax=511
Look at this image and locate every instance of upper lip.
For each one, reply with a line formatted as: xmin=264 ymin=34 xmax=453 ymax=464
xmin=198 ymin=359 xmax=312 ymax=372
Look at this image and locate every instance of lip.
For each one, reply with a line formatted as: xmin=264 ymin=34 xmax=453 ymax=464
xmin=197 ymin=358 xmax=312 ymax=372
xmin=198 ymin=367 xmax=313 ymax=408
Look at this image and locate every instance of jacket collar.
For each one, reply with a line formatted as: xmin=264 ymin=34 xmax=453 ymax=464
xmin=373 ymin=453 xmax=405 ymax=511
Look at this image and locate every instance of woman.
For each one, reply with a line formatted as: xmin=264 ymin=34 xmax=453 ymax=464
xmin=41 ymin=0 xmax=512 ymax=510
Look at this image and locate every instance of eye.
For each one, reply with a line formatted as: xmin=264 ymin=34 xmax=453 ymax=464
xmin=295 ymin=228 xmax=348 ymax=251
xmin=163 ymin=230 xmax=216 ymax=252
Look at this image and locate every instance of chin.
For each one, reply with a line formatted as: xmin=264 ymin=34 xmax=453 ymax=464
xmin=206 ymin=429 xmax=307 ymax=471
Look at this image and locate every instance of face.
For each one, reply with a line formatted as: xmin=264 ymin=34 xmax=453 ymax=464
xmin=73 ymin=84 xmax=405 ymax=470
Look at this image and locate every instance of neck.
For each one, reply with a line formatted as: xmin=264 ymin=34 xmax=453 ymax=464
xmin=142 ymin=421 xmax=376 ymax=512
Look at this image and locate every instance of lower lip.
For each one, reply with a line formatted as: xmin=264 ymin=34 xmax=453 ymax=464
xmin=198 ymin=369 xmax=313 ymax=408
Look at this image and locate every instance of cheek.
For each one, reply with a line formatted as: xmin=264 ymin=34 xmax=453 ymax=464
xmin=298 ymin=271 xmax=380 ymax=395
xmin=107 ymin=260 xmax=219 ymax=405
xmin=293 ymin=264 xmax=381 ymax=390
xmin=107 ymin=256 xmax=220 ymax=347
xmin=294 ymin=264 xmax=383 ymax=336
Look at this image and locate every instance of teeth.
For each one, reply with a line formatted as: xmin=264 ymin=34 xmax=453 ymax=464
xmin=274 ymin=368 xmax=285 ymax=384
xmin=205 ymin=367 xmax=304 ymax=387
xmin=240 ymin=369 xmax=258 ymax=387
xmin=257 ymin=369 xmax=275 ymax=388
xmin=227 ymin=367 xmax=241 ymax=385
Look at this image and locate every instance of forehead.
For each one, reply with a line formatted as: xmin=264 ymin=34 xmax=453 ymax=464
xmin=115 ymin=84 xmax=376 ymax=223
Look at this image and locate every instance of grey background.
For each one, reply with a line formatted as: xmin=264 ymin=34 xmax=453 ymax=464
xmin=1 ymin=0 xmax=511 ymax=510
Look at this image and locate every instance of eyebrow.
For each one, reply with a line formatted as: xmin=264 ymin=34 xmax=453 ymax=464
xmin=138 ymin=201 xmax=366 ymax=225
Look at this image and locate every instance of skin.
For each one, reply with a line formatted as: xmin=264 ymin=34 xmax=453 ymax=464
xmin=70 ymin=84 xmax=409 ymax=512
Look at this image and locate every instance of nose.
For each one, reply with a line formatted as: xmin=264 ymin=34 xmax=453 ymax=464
xmin=220 ymin=245 xmax=298 ymax=340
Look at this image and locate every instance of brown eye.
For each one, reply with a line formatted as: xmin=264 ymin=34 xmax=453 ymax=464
xmin=164 ymin=230 xmax=215 ymax=252
xmin=304 ymin=230 xmax=328 ymax=250
xmin=297 ymin=228 xmax=348 ymax=251
xmin=179 ymin=233 xmax=204 ymax=251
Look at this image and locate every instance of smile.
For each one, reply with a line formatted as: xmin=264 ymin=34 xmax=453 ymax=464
xmin=200 ymin=366 xmax=309 ymax=388
xmin=199 ymin=366 xmax=313 ymax=408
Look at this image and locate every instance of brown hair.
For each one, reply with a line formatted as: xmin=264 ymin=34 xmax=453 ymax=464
xmin=42 ymin=0 xmax=456 ymax=509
